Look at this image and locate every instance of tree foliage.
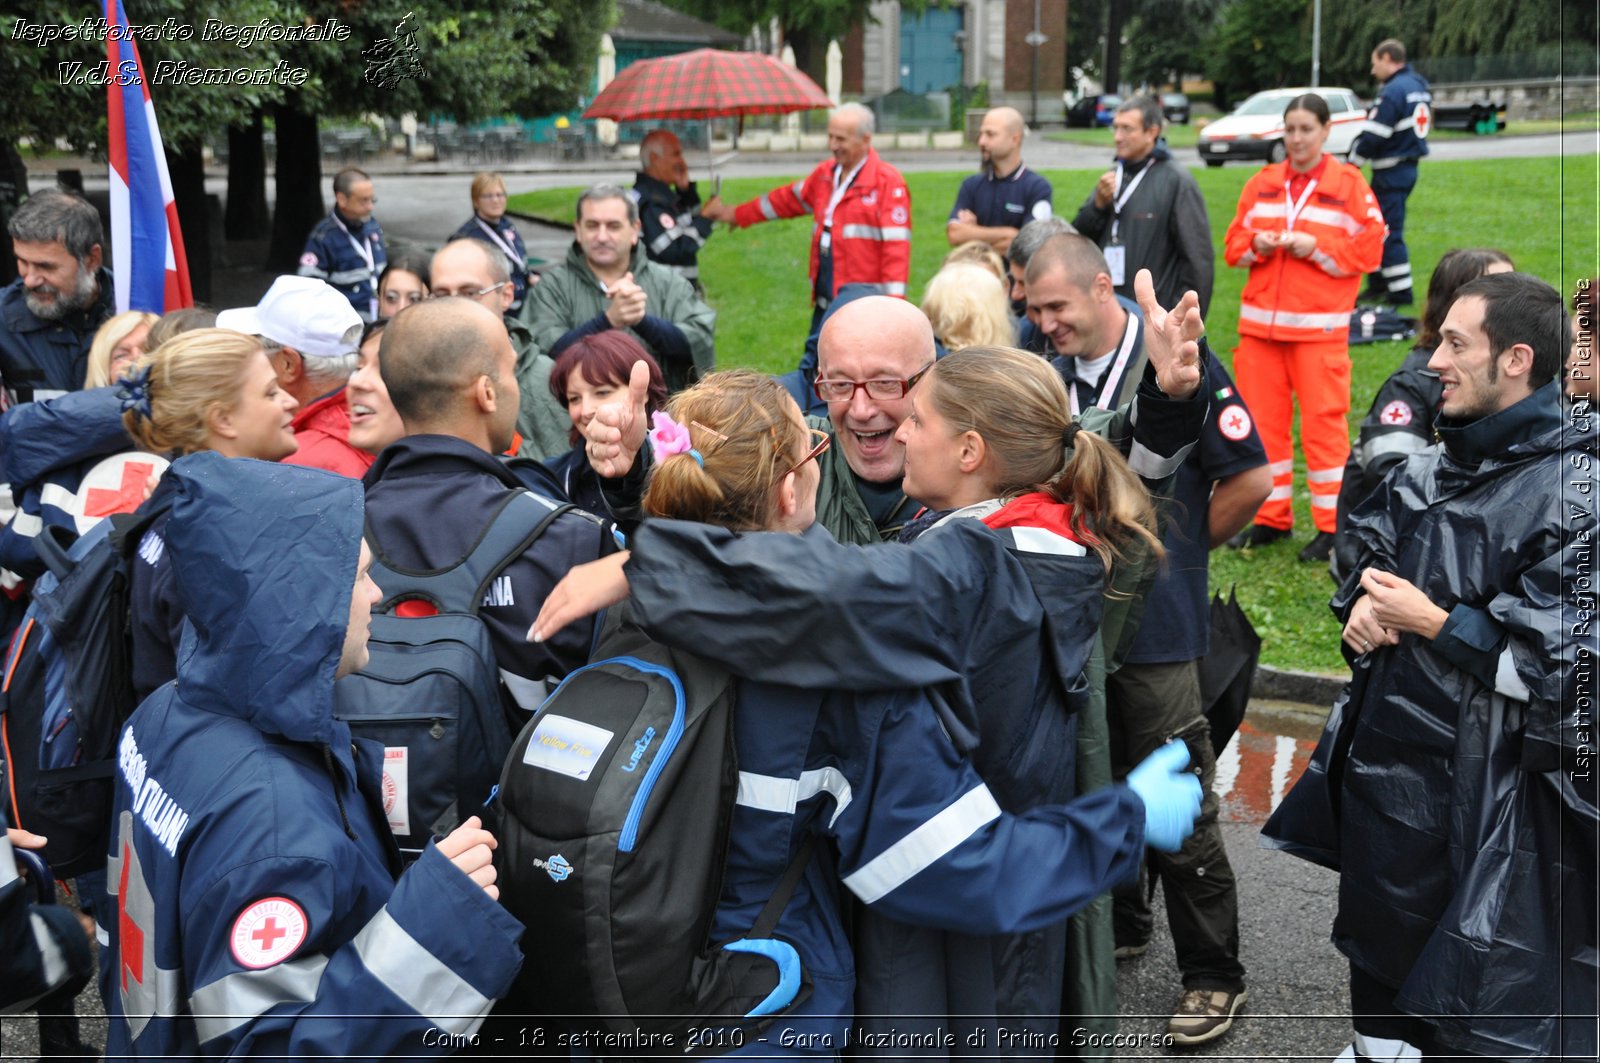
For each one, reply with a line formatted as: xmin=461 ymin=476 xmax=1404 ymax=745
xmin=0 ymin=1 xmax=295 ymax=153
xmin=1206 ymin=0 xmax=1312 ymax=104
xmin=1 ymin=0 xmax=611 ymax=157
xmin=1121 ymin=0 xmax=1226 ymax=89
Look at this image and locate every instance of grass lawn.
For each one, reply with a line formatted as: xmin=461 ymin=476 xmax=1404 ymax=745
xmin=508 ymin=153 xmax=1597 ymax=674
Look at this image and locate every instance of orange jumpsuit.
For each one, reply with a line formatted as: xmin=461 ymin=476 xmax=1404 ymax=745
xmin=1223 ymin=155 xmax=1386 ymax=532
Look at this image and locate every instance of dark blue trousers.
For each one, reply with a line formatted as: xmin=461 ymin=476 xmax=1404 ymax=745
xmin=1369 ymin=163 xmax=1419 ymax=305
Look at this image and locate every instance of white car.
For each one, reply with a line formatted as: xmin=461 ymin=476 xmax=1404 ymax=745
xmin=1197 ymin=87 xmax=1366 ymax=167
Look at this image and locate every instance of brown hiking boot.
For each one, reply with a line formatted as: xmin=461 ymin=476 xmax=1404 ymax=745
xmin=1167 ymin=987 xmax=1247 ymax=1046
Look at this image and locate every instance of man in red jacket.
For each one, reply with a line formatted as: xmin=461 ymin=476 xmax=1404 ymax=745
xmin=217 ymin=275 xmax=372 ymax=477
xmin=705 ymin=103 xmax=911 ymax=331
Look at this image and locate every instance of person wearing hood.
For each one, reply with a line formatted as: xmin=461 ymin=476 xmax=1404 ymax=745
xmin=521 ymin=184 xmax=715 ymax=394
xmin=99 ymin=453 xmax=524 ymax=1058
xmin=1072 ymin=96 xmax=1214 ymax=317
xmin=1264 ymin=272 xmax=1596 ymax=1060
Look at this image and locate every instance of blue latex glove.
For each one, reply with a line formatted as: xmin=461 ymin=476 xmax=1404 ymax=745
xmin=1125 ymin=741 xmax=1203 ymax=852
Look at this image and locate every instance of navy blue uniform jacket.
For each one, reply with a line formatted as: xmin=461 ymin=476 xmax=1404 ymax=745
xmin=100 ymin=453 xmax=524 ymax=1058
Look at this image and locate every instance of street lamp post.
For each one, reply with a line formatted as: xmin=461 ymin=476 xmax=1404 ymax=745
xmin=1025 ymin=0 xmax=1047 ymax=127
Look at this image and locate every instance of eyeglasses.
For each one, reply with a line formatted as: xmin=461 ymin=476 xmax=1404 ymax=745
xmin=813 ymin=362 xmax=933 ymax=404
xmin=783 ymin=428 xmax=831 ymax=477
xmin=430 ymin=282 xmax=508 ymax=300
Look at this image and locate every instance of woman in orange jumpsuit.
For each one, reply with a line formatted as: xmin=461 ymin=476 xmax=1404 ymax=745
xmin=1224 ymin=93 xmax=1386 ymax=560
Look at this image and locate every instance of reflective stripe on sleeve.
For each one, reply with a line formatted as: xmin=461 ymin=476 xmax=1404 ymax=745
xmin=326 ymin=268 xmax=371 ymax=286
xmin=40 ymin=483 xmax=76 ymax=512
xmin=353 ymin=906 xmax=495 ymax=1033
xmin=737 ymin=767 xmax=854 ymax=827
xmin=790 ymin=181 xmax=810 ymax=211
xmin=28 ymin=913 xmax=69 ymax=992
xmin=1127 ymin=439 xmax=1186 ymax=482
xmin=1310 ymin=250 xmax=1348 ymax=277
xmin=882 ymin=282 xmax=907 ymax=297
xmin=842 ymin=784 xmax=1002 ymax=905
xmin=191 ymin=954 xmax=330 ymax=1045
xmin=1360 ymin=120 xmax=1395 ymax=138
xmin=839 ymin=224 xmax=911 ymax=242
xmin=1358 ymin=433 xmax=1429 ymax=467
xmin=1370 ymin=156 xmax=1407 ymax=170
xmin=9 ymin=512 xmax=42 ymax=538
xmin=759 ymin=194 xmax=780 ymax=221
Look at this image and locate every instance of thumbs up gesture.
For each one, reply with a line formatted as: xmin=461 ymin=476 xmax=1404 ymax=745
xmin=584 ymin=359 xmax=653 ymax=479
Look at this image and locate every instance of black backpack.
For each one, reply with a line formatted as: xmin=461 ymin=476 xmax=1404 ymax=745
xmin=491 ymin=605 xmax=812 ymax=1048
xmin=334 ymin=489 xmax=573 ymax=857
xmin=0 ymin=505 xmax=168 ymax=878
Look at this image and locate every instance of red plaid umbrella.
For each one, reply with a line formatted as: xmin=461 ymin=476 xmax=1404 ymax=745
xmin=582 ymin=48 xmax=832 ymax=122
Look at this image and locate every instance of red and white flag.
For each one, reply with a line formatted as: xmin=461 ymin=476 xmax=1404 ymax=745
xmin=105 ymin=0 xmax=192 ymax=313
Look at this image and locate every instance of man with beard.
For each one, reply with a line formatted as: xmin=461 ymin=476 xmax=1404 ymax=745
xmin=0 ymin=189 xmax=114 ymax=404
xmin=946 ymin=106 xmax=1054 ymax=255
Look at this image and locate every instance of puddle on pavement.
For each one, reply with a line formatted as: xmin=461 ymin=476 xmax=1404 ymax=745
xmin=1215 ymin=700 xmax=1331 ymax=825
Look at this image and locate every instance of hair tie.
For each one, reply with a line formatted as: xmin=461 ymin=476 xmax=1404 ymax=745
xmin=116 ymin=362 xmax=154 ymax=421
xmin=648 ymin=410 xmax=705 ymax=468
xmin=1061 ymin=421 xmax=1081 ymax=449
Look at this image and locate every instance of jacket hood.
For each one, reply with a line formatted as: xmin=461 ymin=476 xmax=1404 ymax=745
xmin=163 ymin=452 xmax=364 ymax=746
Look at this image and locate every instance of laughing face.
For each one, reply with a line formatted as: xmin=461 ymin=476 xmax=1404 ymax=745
xmin=816 ymin=338 xmax=922 ymax=484
xmin=347 ymin=329 xmax=405 ymax=454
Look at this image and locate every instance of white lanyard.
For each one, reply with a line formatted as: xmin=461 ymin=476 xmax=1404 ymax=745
xmin=1069 ymin=309 xmax=1140 ymax=417
xmin=332 ymin=213 xmax=375 ymax=274
xmin=475 ymin=217 xmax=522 ymax=270
xmin=1109 ymin=160 xmax=1153 ymax=243
xmin=1284 ymin=177 xmax=1318 ymax=233
xmin=823 ymin=160 xmax=865 ymax=234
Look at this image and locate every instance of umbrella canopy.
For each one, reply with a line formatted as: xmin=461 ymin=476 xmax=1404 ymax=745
xmin=583 ymin=47 xmax=833 ymax=122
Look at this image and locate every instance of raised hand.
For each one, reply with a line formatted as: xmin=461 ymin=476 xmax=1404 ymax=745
xmin=585 ymin=359 xmax=653 ymax=479
xmin=1134 ymin=268 xmax=1203 ymax=399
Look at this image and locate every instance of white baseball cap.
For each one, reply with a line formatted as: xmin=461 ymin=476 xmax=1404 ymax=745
xmin=217 ymin=276 xmax=363 ymax=359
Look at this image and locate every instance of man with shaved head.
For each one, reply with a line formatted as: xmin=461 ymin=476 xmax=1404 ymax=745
xmin=1073 ymin=95 xmax=1213 ymax=315
xmin=947 ymin=106 xmax=1054 ymax=254
xmin=364 ymin=297 xmax=615 ymax=714
xmin=431 ymin=236 xmax=570 ymax=459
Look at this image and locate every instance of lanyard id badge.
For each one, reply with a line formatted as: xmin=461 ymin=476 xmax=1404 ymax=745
xmin=1104 ymin=244 xmax=1127 ymax=287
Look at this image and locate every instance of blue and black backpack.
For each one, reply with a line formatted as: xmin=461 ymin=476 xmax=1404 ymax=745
xmin=490 ymin=603 xmax=813 ymax=1049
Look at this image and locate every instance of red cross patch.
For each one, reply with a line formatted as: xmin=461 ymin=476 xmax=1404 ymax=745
xmin=1413 ymin=103 xmax=1431 ymax=138
xmin=230 ymin=897 xmax=309 ymax=969
xmin=1380 ymin=400 xmax=1413 ymax=426
xmin=1218 ymin=403 xmax=1253 ymax=441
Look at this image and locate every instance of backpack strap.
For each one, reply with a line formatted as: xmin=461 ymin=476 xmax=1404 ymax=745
xmin=368 ymin=490 xmax=573 ymax=615
xmin=747 ymin=835 xmax=818 ymax=940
